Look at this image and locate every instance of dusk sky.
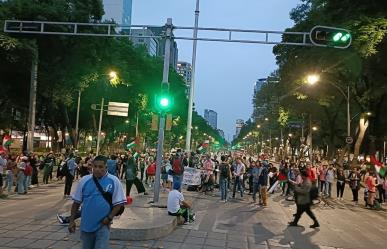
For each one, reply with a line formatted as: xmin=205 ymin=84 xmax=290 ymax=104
xmin=131 ymin=0 xmax=300 ymax=141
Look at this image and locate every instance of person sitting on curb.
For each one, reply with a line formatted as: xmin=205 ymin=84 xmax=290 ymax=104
xmin=167 ymin=181 xmax=195 ymax=224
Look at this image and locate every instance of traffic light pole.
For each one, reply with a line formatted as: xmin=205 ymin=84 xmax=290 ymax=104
xmin=154 ymin=18 xmax=173 ymax=204
xmin=27 ymin=46 xmax=38 ymax=153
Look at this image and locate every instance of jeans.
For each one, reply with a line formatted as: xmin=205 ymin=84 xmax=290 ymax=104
xmin=252 ymin=182 xmax=260 ymax=202
xmin=232 ymin=176 xmax=243 ymax=198
xmin=173 ymin=175 xmax=183 ymax=186
xmin=219 ymin=178 xmax=228 ymax=201
xmin=80 ymin=225 xmax=110 ymax=249
xmin=5 ymin=173 xmax=13 ymax=192
xmin=17 ymin=172 xmax=25 ymax=194
xmin=24 ymin=175 xmax=31 ymax=193
xmin=325 ymin=182 xmax=332 ymax=197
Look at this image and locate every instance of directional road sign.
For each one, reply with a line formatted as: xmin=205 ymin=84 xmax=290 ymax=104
xmin=107 ymin=102 xmax=129 ymax=117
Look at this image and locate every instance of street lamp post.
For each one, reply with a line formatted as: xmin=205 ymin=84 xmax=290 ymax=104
xmin=185 ymin=0 xmax=200 ymax=152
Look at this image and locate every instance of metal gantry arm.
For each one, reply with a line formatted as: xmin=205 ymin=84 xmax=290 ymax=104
xmin=4 ymin=20 xmax=312 ymax=46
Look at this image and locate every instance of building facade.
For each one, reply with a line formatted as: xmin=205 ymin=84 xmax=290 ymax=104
xmin=204 ymin=109 xmax=218 ymax=130
xmin=177 ymin=61 xmax=192 ymax=84
xmin=130 ymin=29 xmax=159 ymax=56
xmin=103 ymin=0 xmax=132 ymax=31
xmin=235 ymin=119 xmax=244 ymax=137
xmin=217 ymin=129 xmax=225 ymax=138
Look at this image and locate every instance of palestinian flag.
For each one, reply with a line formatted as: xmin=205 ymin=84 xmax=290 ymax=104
xmin=197 ymin=140 xmax=209 ymax=154
xmin=126 ymin=137 xmax=140 ymax=150
xmin=2 ymin=134 xmax=12 ymax=148
xmin=370 ymin=155 xmax=385 ymax=177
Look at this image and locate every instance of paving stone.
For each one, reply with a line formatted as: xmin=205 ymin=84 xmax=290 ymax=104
xmin=15 ymin=224 xmax=46 ymax=231
xmin=44 ymin=232 xmax=68 ymax=240
xmin=25 ymin=239 xmax=56 ymax=248
xmin=162 ymin=233 xmax=186 ymax=243
xmin=207 ymin=232 xmax=227 ymax=240
xmin=126 ymin=240 xmax=155 ymax=247
xmin=267 ymin=239 xmax=291 ymax=248
xmin=153 ymin=241 xmax=181 ymax=249
xmin=24 ymin=231 xmax=52 ymax=239
xmin=200 ymin=246 xmax=223 ymax=249
xmin=180 ymin=244 xmax=203 ymax=249
xmin=39 ymin=225 xmax=64 ymax=232
xmin=189 ymin=230 xmax=208 ymax=238
xmin=185 ymin=237 xmax=205 ymax=245
xmin=2 ymin=230 xmax=32 ymax=238
xmin=205 ymin=238 xmax=226 ymax=247
xmin=5 ymin=238 xmax=37 ymax=248
xmin=49 ymin=240 xmax=79 ymax=249
xmin=0 ymin=238 xmax=15 ymax=244
xmin=227 ymin=234 xmax=248 ymax=242
xmin=108 ymin=245 xmax=124 ymax=249
xmin=227 ymin=240 xmax=248 ymax=249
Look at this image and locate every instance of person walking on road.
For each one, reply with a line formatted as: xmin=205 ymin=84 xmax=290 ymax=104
xmin=0 ymin=151 xmax=7 ymax=195
xmin=218 ymin=155 xmax=231 ymax=202
xmin=336 ymin=169 xmax=346 ymax=200
xmin=288 ymin=170 xmax=320 ymax=228
xmin=348 ymin=168 xmax=361 ymax=204
xmin=258 ymin=162 xmax=269 ymax=206
xmin=125 ymin=151 xmax=147 ymax=196
xmin=232 ymin=157 xmax=245 ymax=198
xmin=68 ymin=155 xmax=126 ymax=249
xmin=64 ymin=154 xmax=77 ymax=198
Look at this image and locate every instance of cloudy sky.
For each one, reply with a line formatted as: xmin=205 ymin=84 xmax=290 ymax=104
xmin=131 ymin=0 xmax=300 ymax=141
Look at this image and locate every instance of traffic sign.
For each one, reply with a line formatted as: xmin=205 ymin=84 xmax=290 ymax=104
xmin=107 ymin=102 xmax=129 ymax=117
xmin=345 ymin=136 xmax=353 ymax=144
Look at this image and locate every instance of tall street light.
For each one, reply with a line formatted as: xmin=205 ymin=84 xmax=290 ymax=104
xmin=75 ymin=70 xmax=118 ymax=149
xmin=307 ymin=74 xmax=350 ymax=139
xmin=185 ymin=0 xmax=200 ymax=152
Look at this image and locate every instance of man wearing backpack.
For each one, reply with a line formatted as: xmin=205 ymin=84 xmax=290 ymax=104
xmin=288 ymin=170 xmax=319 ymax=228
xmin=219 ymin=155 xmax=231 ymax=202
xmin=68 ymin=155 xmax=126 ymax=249
xmin=172 ymin=149 xmax=184 ymax=185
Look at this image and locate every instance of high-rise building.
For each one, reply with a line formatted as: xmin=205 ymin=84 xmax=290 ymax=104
xmin=149 ymin=27 xmax=179 ymax=69
xmin=235 ymin=119 xmax=244 ymax=137
xmin=177 ymin=61 xmax=192 ymax=84
xmin=130 ymin=29 xmax=159 ymax=56
xmin=204 ymin=109 xmax=217 ymax=129
xmin=217 ymin=129 xmax=225 ymax=138
xmin=254 ymin=78 xmax=267 ymax=93
xmin=103 ymin=0 xmax=132 ymax=31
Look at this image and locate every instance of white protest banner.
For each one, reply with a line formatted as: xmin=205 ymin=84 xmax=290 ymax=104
xmin=182 ymin=167 xmax=202 ymax=186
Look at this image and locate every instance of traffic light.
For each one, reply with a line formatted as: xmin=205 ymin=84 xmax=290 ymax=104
xmin=310 ymin=26 xmax=352 ymax=49
xmin=155 ymin=92 xmax=174 ymax=113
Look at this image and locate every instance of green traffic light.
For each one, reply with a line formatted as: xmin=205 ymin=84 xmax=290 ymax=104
xmin=160 ymin=97 xmax=169 ymax=107
xmin=341 ymin=33 xmax=350 ymax=42
xmin=333 ymin=32 xmax=343 ymax=42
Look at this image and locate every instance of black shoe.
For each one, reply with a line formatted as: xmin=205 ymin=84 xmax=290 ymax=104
xmin=310 ymin=221 xmax=320 ymax=228
xmin=288 ymin=222 xmax=298 ymax=227
xmin=143 ymin=192 xmax=149 ymax=195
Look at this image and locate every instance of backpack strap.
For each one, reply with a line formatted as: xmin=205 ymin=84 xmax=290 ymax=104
xmin=93 ymin=176 xmax=113 ymax=209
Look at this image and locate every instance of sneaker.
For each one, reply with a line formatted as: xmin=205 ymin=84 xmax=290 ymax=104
xmin=310 ymin=222 xmax=320 ymax=228
xmin=57 ymin=214 xmax=64 ymax=224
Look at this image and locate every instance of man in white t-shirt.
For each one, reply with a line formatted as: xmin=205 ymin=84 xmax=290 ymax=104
xmin=167 ymin=182 xmax=195 ymax=223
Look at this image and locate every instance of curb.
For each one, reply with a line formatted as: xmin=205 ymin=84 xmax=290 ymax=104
xmin=110 ymin=216 xmax=177 ymax=241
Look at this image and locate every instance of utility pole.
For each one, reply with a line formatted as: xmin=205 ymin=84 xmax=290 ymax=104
xmin=27 ymin=47 xmax=38 ymax=153
xmin=96 ymin=98 xmax=104 ymax=156
xmin=185 ymin=0 xmax=200 ymax=152
xmin=154 ymin=18 xmax=173 ymax=203
xmin=75 ymin=90 xmax=81 ymax=149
